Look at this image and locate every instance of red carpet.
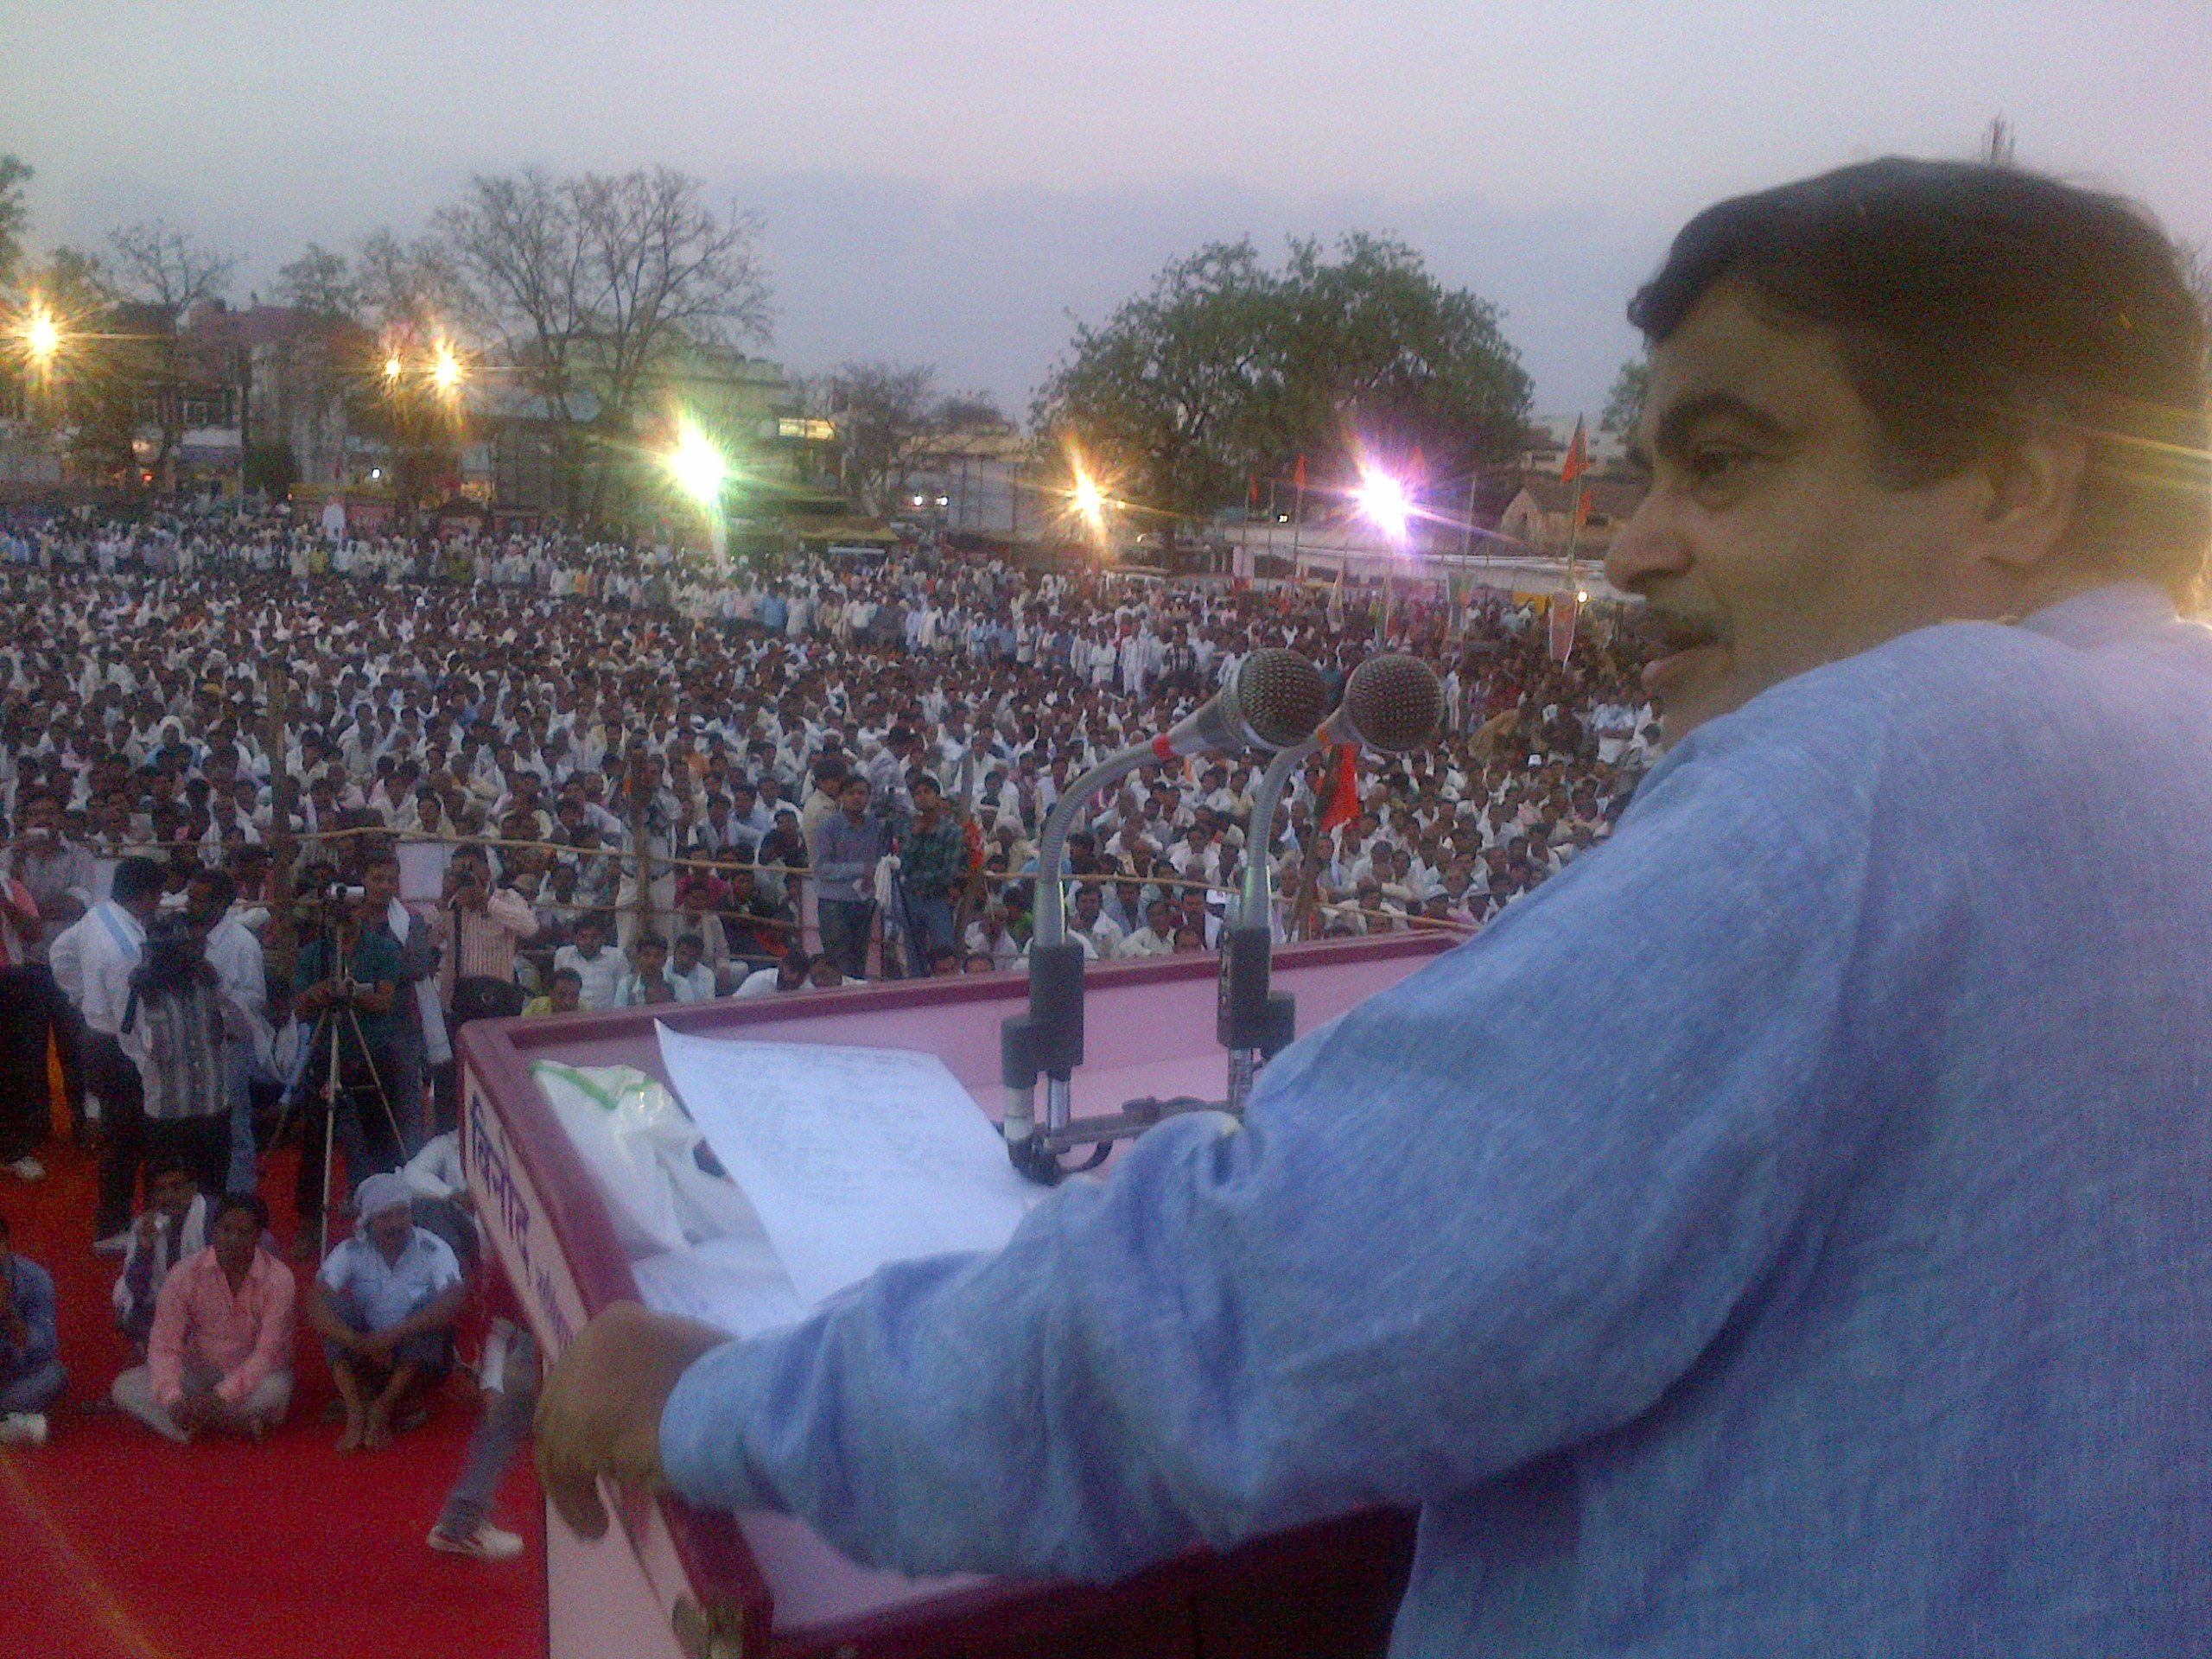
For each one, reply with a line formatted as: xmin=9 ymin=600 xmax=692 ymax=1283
xmin=0 ymin=1140 xmax=544 ymax=1659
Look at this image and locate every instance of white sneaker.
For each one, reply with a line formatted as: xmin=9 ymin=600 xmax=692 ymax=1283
xmin=6 ymin=1157 xmax=42 ymax=1181
xmin=0 ymin=1412 xmax=48 ymax=1447
xmin=428 ymin=1522 xmax=524 ymax=1561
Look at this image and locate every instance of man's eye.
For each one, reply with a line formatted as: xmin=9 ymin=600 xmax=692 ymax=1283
xmin=1688 ymin=447 xmax=1753 ymax=483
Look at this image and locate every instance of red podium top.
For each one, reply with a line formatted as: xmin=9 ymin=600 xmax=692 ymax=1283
xmin=459 ymin=932 xmax=1451 ymax=1658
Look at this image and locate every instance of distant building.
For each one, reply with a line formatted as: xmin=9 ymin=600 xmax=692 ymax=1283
xmin=183 ymin=299 xmax=373 ymax=492
xmin=468 ymin=348 xmax=826 ymax=523
xmin=901 ymin=424 xmax=1032 ymax=540
xmin=1495 ymin=474 xmax=1648 ymax=552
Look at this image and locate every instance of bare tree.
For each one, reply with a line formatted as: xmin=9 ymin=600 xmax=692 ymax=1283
xmin=433 ymin=167 xmax=771 ymax=524
xmin=353 ymin=229 xmax=461 ymax=336
xmin=0 ymin=155 xmax=31 ymax=288
xmin=825 ymin=360 xmax=938 ymax=513
xmin=274 ymin=243 xmax=360 ymax=321
xmin=572 ymin=168 xmax=772 ymax=423
xmin=109 ymin=219 xmax=233 ymax=321
xmin=108 ymin=219 xmax=234 ymax=487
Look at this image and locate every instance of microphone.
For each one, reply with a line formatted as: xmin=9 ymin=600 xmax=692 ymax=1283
xmin=1149 ymin=648 xmax=1333 ymax=760
xmin=1001 ymin=649 xmax=1327 ymax=1182
xmin=1313 ymin=652 xmax=1448 ymax=757
xmin=1220 ymin=654 xmax=1444 ymax=1109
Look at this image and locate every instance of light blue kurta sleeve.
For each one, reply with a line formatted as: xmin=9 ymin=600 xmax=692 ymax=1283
xmin=660 ymin=694 xmax=1901 ymax=1582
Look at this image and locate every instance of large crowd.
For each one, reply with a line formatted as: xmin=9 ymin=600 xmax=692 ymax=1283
xmin=0 ymin=502 xmax=1656 ymax=1552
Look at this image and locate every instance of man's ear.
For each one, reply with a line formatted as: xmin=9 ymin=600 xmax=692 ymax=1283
xmin=1976 ymin=423 xmax=2091 ymax=575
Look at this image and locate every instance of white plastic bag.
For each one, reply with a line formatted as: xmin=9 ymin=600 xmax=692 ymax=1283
xmin=531 ymin=1060 xmax=758 ymax=1256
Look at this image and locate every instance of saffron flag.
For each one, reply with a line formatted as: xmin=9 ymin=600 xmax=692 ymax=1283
xmin=1573 ymin=486 xmax=1592 ymax=529
xmin=1560 ymin=416 xmax=1588 ymax=484
xmin=1317 ymin=742 xmax=1363 ymax=832
xmin=1294 ymin=454 xmax=1307 ymax=492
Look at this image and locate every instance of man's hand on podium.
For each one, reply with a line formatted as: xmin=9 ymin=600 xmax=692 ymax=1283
xmin=535 ymin=1300 xmax=731 ymax=1540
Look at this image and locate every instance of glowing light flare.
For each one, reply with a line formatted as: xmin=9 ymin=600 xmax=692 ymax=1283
xmin=383 ymin=353 xmax=404 ymax=382
xmin=10 ymin=296 xmax=66 ymax=383
xmin=1354 ymin=463 xmax=1412 ymax=547
xmin=665 ymin=416 xmax=730 ymax=513
xmin=23 ymin=302 xmax=61 ymax=371
xmin=1071 ymin=467 xmax=1107 ymax=537
xmin=429 ymin=340 xmax=465 ymax=395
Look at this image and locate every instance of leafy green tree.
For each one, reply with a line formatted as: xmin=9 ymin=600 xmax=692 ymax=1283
xmin=1033 ymin=236 xmax=1531 ymax=517
xmin=1033 ymin=239 xmax=1286 ymax=516
xmin=1267 ymin=232 xmax=1531 ymax=486
xmin=1600 ymin=352 xmax=1650 ymax=441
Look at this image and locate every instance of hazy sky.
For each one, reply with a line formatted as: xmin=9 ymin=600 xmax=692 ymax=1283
xmin=7 ymin=2 xmax=2208 ymax=420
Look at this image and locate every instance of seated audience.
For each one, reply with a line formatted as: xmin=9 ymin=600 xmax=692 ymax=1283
xmin=616 ymin=935 xmax=671 ymax=1007
xmin=521 ymin=967 xmax=583 ymax=1017
xmin=550 ymin=915 xmax=623 ymax=1012
xmin=113 ymin=1158 xmax=208 ymax=1357
xmin=308 ymin=1173 xmax=465 ymax=1452
xmin=0 ymin=1213 xmax=63 ymax=1443
xmin=666 ymin=934 xmax=716 ymax=1003
xmin=734 ymin=950 xmax=812 ymax=997
xmin=111 ymin=1192 xmax=295 ymax=1443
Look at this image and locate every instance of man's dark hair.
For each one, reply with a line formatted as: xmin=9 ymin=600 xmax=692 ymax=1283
xmin=1628 ymin=157 xmax=2210 ymax=601
xmin=111 ymin=856 xmax=167 ymax=906
xmin=213 ymin=1191 xmax=269 ymax=1232
xmin=550 ymin=966 xmax=582 ymax=988
xmin=192 ymin=867 xmax=238 ymax=912
xmin=147 ymin=1156 xmax=194 ymax=1185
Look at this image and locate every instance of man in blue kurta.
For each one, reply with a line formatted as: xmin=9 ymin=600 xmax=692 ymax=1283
xmin=537 ymin=159 xmax=2212 ymax=1656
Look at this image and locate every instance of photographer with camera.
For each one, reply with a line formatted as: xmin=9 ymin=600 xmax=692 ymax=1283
xmin=289 ymin=869 xmax=409 ymax=1240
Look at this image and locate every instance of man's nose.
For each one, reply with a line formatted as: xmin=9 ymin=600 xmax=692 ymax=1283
xmin=1603 ymin=494 xmax=1693 ymax=599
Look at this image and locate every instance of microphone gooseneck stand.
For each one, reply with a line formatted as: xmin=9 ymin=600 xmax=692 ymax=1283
xmin=1219 ymin=737 xmax=1319 ymax=1111
xmin=1221 ymin=653 xmax=1450 ymax=1113
xmin=1001 ymin=650 xmax=1328 ymax=1184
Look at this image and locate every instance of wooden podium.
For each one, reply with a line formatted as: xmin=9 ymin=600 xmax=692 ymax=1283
xmin=457 ymin=932 xmax=1452 ymax=1659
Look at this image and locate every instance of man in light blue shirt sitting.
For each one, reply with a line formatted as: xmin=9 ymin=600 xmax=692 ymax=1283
xmin=537 ymin=158 xmax=2212 ymax=1656
xmin=308 ymin=1173 xmax=463 ymax=1453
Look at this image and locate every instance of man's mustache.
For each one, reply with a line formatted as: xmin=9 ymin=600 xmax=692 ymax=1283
xmin=1629 ymin=604 xmax=1730 ymax=655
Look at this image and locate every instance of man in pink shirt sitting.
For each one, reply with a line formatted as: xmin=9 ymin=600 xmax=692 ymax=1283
xmin=111 ymin=1192 xmax=296 ymax=1443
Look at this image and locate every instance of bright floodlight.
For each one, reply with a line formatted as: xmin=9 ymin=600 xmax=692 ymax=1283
xmin=667 ymin=417 xmax=728 ymax=512
xmin=1355 ymin=464 xmax=1411 ymax=545
xmin=22 ymin=301 xmax=61 ymax=372
xmin=1071 ymin=466 xmax=1107 ymax=537
xmin=383 ymin=352 xmax=404 ymax=382
xmin=429 ymin=340 xmax=464 ymax=394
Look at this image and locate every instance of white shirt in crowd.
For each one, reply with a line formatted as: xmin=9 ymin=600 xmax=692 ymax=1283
xmin=552 ymin=941 xmax=626 ymax=1012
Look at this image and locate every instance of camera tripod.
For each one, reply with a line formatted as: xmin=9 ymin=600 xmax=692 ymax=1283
xmin=267 ymin=924 xmax=413 ymax=1261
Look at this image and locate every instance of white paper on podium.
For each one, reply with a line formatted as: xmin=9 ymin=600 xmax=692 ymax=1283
xmin=630 ymin=1233 xmax=810 ymax=1340
xmin=656 ymin=1025 xmax=1038 ymax=1308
